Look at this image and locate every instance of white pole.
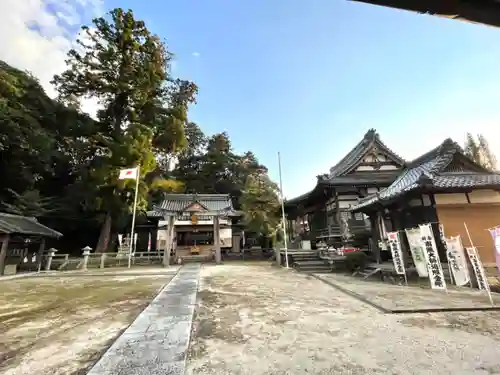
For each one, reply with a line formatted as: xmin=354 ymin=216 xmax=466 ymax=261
xmin=464 ymin=222 xmax=494 ymax=306
xmin=278 ymin=152 xmax=289 ymax=268
xmin=128 ymin=166 xmax=140 ymax=268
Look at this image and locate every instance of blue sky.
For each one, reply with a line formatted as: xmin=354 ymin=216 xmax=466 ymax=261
xmin=9 ymin=0 xmax=500 ymax=199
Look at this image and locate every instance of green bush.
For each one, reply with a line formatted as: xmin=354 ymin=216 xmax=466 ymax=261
xmin=344 ymin=251 xmax=369 ymax=272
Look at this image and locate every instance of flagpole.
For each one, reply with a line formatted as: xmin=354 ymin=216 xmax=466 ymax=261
xmin=128 ymin=166 xmax=140 ymax=268
xmin=278 ymin=152 xmax=289 ymax=268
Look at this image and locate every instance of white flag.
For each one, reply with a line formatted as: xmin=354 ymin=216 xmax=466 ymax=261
xmin=118 ymin=167 xmax=138 ymax=180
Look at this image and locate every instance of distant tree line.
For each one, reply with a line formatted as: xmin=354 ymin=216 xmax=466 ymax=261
xmin=0 ymin=8 xmax=281 ymax=254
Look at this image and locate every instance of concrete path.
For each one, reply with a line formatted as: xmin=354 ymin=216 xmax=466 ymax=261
xmin=87 ymin=264 xmax=201 ymax=375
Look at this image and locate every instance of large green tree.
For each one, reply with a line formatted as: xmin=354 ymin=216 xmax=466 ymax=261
xmin=239 ymin=169 xmax=281 ymax=240
xmin=52 ymin=8 xmax=196 ymax=251
xmin=174 ymin=129 xmax=265 ymax=208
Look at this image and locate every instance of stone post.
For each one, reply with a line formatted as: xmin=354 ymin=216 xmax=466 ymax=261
xmin=82 ymin=246 xmax=92 ymax=270
xmin=36 ymin=238 xmax=46 ymax=272
xmin=163 ymin=215 xmax=174 ymax=267
xmin=214 ymin=216 xmax=221 ymax=264
xmin=100 ymin=253 xmax=107 ymax=269
xmin=45 ymin=248 xmax=57 ymax=271
xmin=0 ymin=234 xmax=10 ymax=276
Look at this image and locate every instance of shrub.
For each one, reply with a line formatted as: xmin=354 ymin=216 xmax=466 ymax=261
xmin=344 ymin=251 xmax=369 ymax=272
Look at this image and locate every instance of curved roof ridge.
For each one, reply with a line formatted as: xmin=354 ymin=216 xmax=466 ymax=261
xmin=407 ymin=138 xmax=459 ymax=168
xmin=328 ymin=128 xmax=405 ymax=177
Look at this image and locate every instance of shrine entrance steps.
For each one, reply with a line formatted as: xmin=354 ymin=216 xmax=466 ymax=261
xmin=180 ymin=254 xmax=212 ymax=263
xmin=284 ymin=251 xmax=334 ymax=273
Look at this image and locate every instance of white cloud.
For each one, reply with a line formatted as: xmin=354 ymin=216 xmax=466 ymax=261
xmin=191 ymin=51 xmax=200 ymax=57
xmin=0 ymin=0 xmax=104 ymax=116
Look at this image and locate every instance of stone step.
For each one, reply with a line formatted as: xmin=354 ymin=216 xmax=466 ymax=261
xmin=293 ymin=260 xmax=329 ymax=267
xmin=296 ymin=267 xmax=333 ymax=273
xmin=295 ymin=263 xmax=333 ymax=271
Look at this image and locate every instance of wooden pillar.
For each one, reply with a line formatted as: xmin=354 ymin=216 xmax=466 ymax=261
xmin=36 ymin=238 xmax=45 ymax=272
xmin=0 ymin=234 xmax=10 ymax=276
xmin=214 ymin=216 xmax=221 ymax=264
xmin=151 ymin=225 xmax=158 ymax=252
xmin=370 ymin=213 xmax=381 ymax=263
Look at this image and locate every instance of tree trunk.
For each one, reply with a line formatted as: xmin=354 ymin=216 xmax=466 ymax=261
xmin=95 ymin=213 xmax=112 ymax=252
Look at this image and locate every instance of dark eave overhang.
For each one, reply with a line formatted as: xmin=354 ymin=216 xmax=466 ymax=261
xmin=350 ymin=0 xmax=500 ymax=28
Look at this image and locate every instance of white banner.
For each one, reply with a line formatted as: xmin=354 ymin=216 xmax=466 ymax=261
xmin=419 ymin=224 xmax=447 ymax=290
xmin=445 ymin=236 xmax=470 ymax=286
xmin=405 ymin=228 xmax=428 ymax=277
xmin=387 ymin=231 xmax=405 ymax=275
xmin=465 ymin=247 xmax=489 ymax=291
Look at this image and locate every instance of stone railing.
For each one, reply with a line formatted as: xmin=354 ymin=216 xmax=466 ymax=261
xmin=42 ymin=249 xmax=168 ymax=271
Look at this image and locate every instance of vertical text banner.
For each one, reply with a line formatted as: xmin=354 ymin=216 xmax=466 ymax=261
xmin=387 ymin=231 xmax=405 ymax=275
xmin=465 ymin=247 xmax=489 ymax=291
xmin=419 ymin=224 xmax=447 ymax=290
xmin=444 ymin=236 xmax=470 ymax=286
xmin=405 ymin=228 xmax=428 ymax=277
xmin=488 ymin=226 xmax=500 ymax=272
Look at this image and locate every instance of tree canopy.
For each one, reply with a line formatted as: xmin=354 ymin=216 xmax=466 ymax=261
xmin=0 ymin=7 xmax=280 ymax=253
xmin=464 ymin=133 xmax=497 ymax=171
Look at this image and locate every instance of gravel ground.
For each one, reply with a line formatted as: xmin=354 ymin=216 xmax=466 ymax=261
xmin=186 ymin=264 xmax=500 ymax=375
xmin=0 ymin=274 xmax=170 ymax=375
xmin=315 ymin=273 xmax=500 ymax=311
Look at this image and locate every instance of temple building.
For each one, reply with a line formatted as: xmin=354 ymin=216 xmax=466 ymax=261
xmin=350 ymin=138 xmax=500 ymax=268
xmin=147 ymin=194 xmax=242 ymax=262
xmin=284 ymin=129 xmax=405 ymax=249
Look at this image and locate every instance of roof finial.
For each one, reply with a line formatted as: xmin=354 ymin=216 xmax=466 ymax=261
xmin=364 ymin=128 xmax=377 ymax=140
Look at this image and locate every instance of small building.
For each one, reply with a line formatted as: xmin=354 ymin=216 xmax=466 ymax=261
xmin=0 ymin=212 xmax=62 ymax=275
xmin=350 ymin=138 xmax=500 ymax=268
xmin=284 ymin=129 xmax=405 ymax=248
xmin=148 ymin=194 xmax=242 ymax=261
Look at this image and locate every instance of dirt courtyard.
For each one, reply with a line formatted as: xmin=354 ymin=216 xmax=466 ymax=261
xmin=0 ymin=273 xmax=172 ymax=375
xmin=186 ymin=264 xmax=500 ymax=375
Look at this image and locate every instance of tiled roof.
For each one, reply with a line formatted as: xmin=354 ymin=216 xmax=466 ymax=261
xmin=285 ymin=129 xmax=403 ymax=206
xmin=351 ymin=138 xmax=500 ymax=211
xmin=150 ymin=194 xmax=234 ymax=216
xmin=328 ymin=129 xmax=405 ymax=177
xmin=432 ymin=172 xmax=500 ymax=188
xmin=0 ymin=213 xmax=62 ymax=238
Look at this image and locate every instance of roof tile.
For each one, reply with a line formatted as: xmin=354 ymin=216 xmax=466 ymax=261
xmin=351 ymin=138 xmax=500 ymax=211
xmin=153 ymin=194 xmax=234 ymax=214
xmin=0 ymin=213 xmax=62 ymax=238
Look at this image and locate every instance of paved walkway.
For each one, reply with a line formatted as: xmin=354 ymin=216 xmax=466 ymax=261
xmin=87 ymin=264 xmax=201 ymax=375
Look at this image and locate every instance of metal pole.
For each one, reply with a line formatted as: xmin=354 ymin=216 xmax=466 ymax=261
xmin=128 ymin=166 xmax=140 ymax=268
xmin=278 ymin=152 xmax=289 ymax=268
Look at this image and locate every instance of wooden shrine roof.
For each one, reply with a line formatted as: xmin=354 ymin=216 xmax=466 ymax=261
xmin=285 ymin=129 xmax=404 ymax=207
xmin=350 ymin=0 xmax=500 ymax=28
xmin=0 ymin=212 xmax=62 ymax=238
xmin=351 ymin=139 xmax=500 ymax=211
xmin=327 ymin=129 xmax=404 ymax=178
xmin=148 ymin=194 xmax=238 ymax=217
